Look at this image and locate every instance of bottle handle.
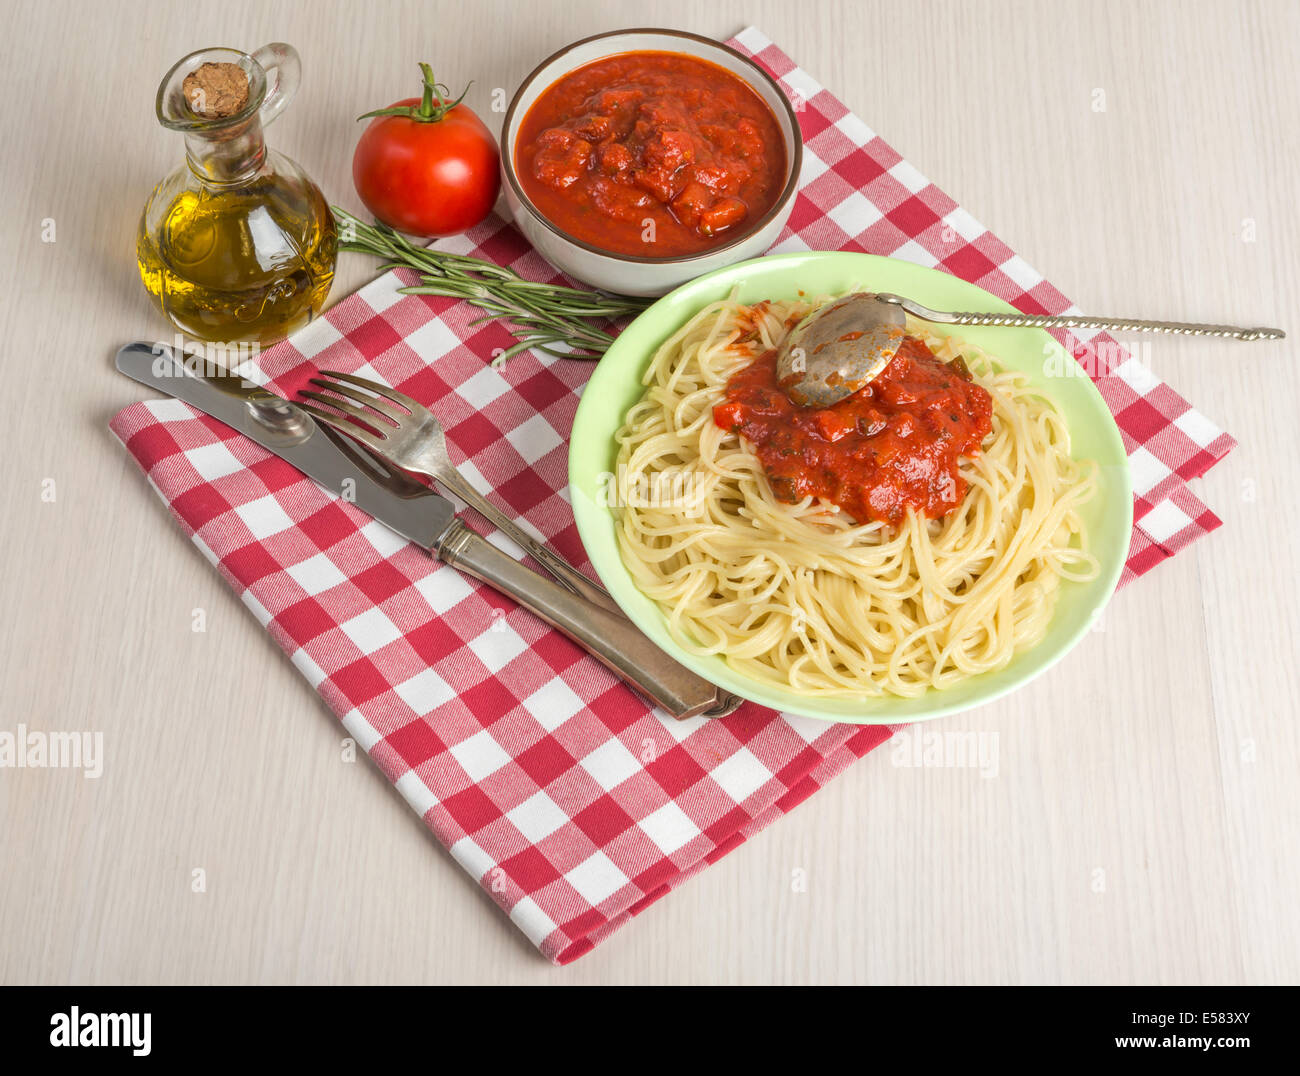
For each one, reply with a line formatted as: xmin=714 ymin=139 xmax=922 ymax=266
xmin=251 ymin=43 xmax=300 ymax=127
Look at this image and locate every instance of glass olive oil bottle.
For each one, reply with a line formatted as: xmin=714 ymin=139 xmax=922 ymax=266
xmin=137 ymin=43 xmax=336 ymax=346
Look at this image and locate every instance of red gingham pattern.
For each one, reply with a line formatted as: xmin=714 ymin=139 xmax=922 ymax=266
xmin=109 ymin=28 xmax=1231 ymax=964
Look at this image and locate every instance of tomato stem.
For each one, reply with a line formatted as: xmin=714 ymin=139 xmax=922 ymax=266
xmin=357 ymin=63 xmax=472 ymax=124
xmin=415 ymin=63 xmax=444 ymax=118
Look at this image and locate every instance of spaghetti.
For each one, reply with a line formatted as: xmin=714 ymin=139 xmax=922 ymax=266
xmin=613 ymin=295 xmax=1100 ymax=698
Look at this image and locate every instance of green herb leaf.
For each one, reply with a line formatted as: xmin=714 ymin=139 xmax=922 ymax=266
xmin=332 ymin=207 xmax=651 ymax=363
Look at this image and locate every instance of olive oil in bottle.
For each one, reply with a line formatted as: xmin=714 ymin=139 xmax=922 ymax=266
xmin=137 ymin=44 xmax=336 ymax=346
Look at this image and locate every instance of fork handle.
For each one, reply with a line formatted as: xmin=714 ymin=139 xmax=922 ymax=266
xmin=437 ymin=520 xmax=742 ymax=720
xmin=431 ymin=466 xmax=623 ymax=614
xmin=885 ymin=295 xmax=1286 ymax=341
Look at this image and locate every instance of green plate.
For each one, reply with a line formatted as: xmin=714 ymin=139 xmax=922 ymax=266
xmin=569 ymin=252 xmax=1132 ymax=723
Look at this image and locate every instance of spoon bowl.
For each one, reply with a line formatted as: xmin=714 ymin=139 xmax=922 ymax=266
xmin=777 ymin=289 xmax=1284 ymax=409
xmin=775 ymin=292 xmax=906 ymax=407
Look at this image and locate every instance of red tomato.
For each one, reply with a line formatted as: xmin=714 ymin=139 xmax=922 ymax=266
xmin=352 ymin=66 xmax=500 ymax=237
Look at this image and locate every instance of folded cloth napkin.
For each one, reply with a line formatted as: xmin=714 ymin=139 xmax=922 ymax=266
xmin=110 ymin=27 xmax=1232 ymax=963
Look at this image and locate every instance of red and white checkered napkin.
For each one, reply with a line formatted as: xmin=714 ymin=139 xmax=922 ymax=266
xmin=110 ymin=27 xmax=1232 ymax=963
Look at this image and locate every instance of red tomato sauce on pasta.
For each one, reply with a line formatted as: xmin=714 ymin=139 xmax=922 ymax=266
xmin=712 ymin=337 xmax=994 ymax=525
xmin=514 ymin=51 xmax=787 ymax=257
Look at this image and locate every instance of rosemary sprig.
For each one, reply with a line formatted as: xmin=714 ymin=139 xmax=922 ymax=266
xmin=332 ymin=207 xmax=650 ymax=362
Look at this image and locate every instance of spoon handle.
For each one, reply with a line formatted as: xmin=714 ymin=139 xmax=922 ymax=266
xmin=884 ymin=295 xmax=1285 ymax=341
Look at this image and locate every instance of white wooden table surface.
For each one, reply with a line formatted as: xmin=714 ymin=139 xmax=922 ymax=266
xmin=2 ymin=0 xmax=1297 ymax=985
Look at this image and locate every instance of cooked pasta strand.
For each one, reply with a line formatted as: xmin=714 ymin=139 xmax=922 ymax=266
xmin=613 ymin=295 xmax=1100 ymax=698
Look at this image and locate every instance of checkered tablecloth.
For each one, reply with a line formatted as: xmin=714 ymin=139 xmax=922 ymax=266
xmin=110 ymin=26 xmax=1232 ymax=964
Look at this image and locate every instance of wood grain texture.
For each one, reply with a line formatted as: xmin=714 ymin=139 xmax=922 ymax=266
xmin=1 ymin=0 xmax=1297 ymax=984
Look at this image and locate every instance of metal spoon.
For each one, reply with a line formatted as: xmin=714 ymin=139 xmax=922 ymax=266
xmin=776 ymin=291 xmax=1286 ymax=408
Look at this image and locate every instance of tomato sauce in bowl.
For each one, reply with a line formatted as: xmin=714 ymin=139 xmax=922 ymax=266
xmin=713 ymin=337 xmax=995 ymax=526
xmin=514 ymin=51 xmax=788 ymax=258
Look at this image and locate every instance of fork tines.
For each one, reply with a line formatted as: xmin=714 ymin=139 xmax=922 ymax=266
xmin=296 ymin=370 xmax=420 ymax=450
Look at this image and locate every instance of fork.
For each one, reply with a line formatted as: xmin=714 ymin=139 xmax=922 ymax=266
xmin=296 ymin=370 xmax=621 ymax=613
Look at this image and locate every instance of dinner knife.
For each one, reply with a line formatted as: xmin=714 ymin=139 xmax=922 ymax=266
xmin=115 ymin=342 xmax=742 ymax=720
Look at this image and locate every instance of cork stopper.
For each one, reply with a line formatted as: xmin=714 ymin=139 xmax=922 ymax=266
xmin=182 ymin=62 xmax=250 ymax=118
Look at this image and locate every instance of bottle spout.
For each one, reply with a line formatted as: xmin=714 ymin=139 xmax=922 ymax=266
xmin=156 ymin=46 xmax=266 ymax=133
xmin=154 ymin=45 xmax=292 ymax=183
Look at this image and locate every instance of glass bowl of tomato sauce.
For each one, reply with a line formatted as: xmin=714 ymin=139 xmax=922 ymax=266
xmin=502 ymin=29 xmax=803 ymax=297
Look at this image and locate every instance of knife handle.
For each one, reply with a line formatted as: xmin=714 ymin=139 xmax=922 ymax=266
xmin=432 ymin=465 xmax=625 ymax=616
xmin=436 ymin=520 xmax=741 ymax=720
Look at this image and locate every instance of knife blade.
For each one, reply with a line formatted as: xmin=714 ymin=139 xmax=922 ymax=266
xmin=116 ymin=341 xmax=454 ymax=548
xmin=115 ymin=342 xmax=741 ymax=720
